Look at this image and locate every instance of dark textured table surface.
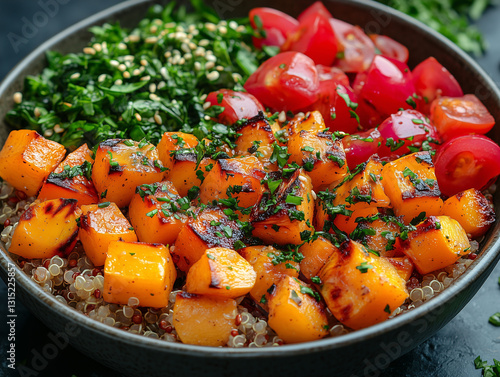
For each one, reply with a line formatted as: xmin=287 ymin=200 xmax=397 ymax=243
xmin=1 ymin=1 xmax=500 ymax=376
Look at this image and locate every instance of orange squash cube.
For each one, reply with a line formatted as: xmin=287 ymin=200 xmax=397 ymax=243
xmin=128 ymin=181 xmax=187 ymax=245
xmin=318 ymin=240 xmax=408 ymax=330
xmin=173 ymin=207 xmax=243 ymax=271
xmin=103 ymin=241 xmax=176 ymax=307
xmin=185 ymin=247 xmax=256 ymax=298
xmin=381 ymin=151 xmax=443 ymax=223
xmin=9 ymin=198 xmax=80 ymax=259
xmin=441 ymin=188 xmax=495 ymax=238
xmin=173 ymin=292 xmax=237 ymax=346
xmin=400 ymin=215 xmax=470 ymax=274
xmin=0 ymin=130 xmax=66 ymax=196
xmin=38 ymin=144 xmax=98 ymax=206
xmin=299 ymin=236 xmax=338 ymax=281
xmin=287 ymin=111 xmax=326 ymax=136
xmin=199 ymin=156 xmax=266 ymax=208
xmin=351 ymin=218 xmax=403 ymax=257
xmin=156 ymin=132 xmax=199 ymax=173
xmin=386 ymin=256 xmax=414 ymax=281
xmin=288 ymin=130 xmax=348 ymax=190
xmin=79 ymin=203 xmax=137 ymax=266
xmin=91 ymin=139 xmax=166 ymax=208
xmin=166 ymin=153 xmax=215 ymax=197
xmin=268 ymin=275 xmax=329 ymax=344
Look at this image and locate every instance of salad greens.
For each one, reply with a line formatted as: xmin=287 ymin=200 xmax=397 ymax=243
xmin=6 ymin=2 xmax=273 ymax=149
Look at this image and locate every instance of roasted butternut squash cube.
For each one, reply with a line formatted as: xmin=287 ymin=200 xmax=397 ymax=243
xmin=91 ymin=139 xmax=166 ymax=208
xmin=166 ymin=152 xmax=215 ymax=197
xmin=199 ymin=156 xmax=266 ymax=208
xmin=239 ymin=245 xmax=300 ymax=305
xmin=156 ymin=132 xmax=199 ymax=173
xmin=386 ymin=256 xmax=414 ymax=281
xmin=441 ymin=188 xmax=495 ymax=238
xmin=400 ymin=215 xmax=470 ymax=274
xmin=288 ymin=130 xmax=348 ymax=190
xmin=234 ymin=114 xmax=280 ymax=170
xmin=251 ymin=170 xmax=315 ymax=245
xmin=185 ymin=247 xmax=256 ymax=298
xmin=287 ymin=111 xmax=326 ymax=136
xmin=333 ymin=157 xmax=390 ymax=212
xmin=79 ymin=202 xmax=137 ymax=266
xmin=38 ymin=144 xmax=98 ymax=206
xmin=10 ymin=198 xmax=79 ymax=259
xmin=381 ymin=151 xmax=443 ymax=223
xmin=268 ymin=275 xmax=329 ymax=344
xmin=103 ymin=241 xmax=176 ymax=307
xmin=333 ymin=207 xmax=379 ymax=235
xmin=173 ymin=292 xmax=237 ymax=346
xmin=351 ymin=218 xmax=403 ymax=258
xmin=173 ymin=206 xmax=243 ymax=271
xmin=318 ymin=240 xmax=408 ymax=330
xmin=0 ymin=130 xmax=66 ymax=196
xmin=128 ymin=181 xmax=187 ymax=245
xmin=299 ymin=236 xmax=338 ymax=281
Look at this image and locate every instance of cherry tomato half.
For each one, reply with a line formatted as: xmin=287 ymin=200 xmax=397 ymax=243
xmin=342 ymin=128 xmax=383 ymax=169
xmin=297 ymin=1 xmax=332 ymax=22
xmin=412 ymin=57 xmax=463 ymax=114
xmin=244 ymin=51 xmax=319 ymax=112
xmin=205 ymin=89 xmax=265 ymax=125
xmin=316 ymin=65 xmax=349 ymax=88
xmin=430 ymin=94 xmax=495 ymax=141
xmin=249 ymin=8 xmax=299 ymax=49
xmin=369 ymin=34 xmax=409 ymax=63
xmin=434 ymin=134 xmax=500 ymax=197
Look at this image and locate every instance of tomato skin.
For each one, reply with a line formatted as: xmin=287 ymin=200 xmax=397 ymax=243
xmin=316 ymin=65 xmax=350 ymax=88
xmin=297 ymin=1 xmax=332 ymax=21
xmin=376 ymin=110 xmax=440 ymax=159
xmin=244 ymin=51 xmax=319 ymax=112
xmin=369 ymin=34 xmax=409 ymax=63
xmin=250 ymin=8 xmax=299 ymax=48
xmin=434 ymin=135 xmax=500 ymax=197
xmin=359 ymin=55 xmax=416 ymax=116
xmin=412 ymin=57 xmax=463 ymax=114
xmin=430 ymin=94 xmax=495 ymax=141
xmin=342 ymin=128 xmax=383 ymax=169
xmin=205 ymin=89 xmax=265 ymax=125
xmin=331 ymin=18 xmax=375 ymax=73
xmin=282 ymin=8 xmax=338 ymax=65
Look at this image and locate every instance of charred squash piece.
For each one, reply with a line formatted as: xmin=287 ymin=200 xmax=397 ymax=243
xmin=287 ymin=111 xmax=326 ymax=136
xmin=38 ymin=144 xmax=98 ymax=206
xmin=166 ymin=152 xmax=215 ymax=198
xmin=79 ymin=202 xmax=137 ymax=266
xmin=318 ymin=240 xmax=408 ymax=330
xmin=185 ymin=247 xmax=257 ymax=298
xmin=103 ymin=241 xmax=176 ymax=307
xmin=400 ymin=215 xmax=470 ymax=274
xmin=173 ymin=292 xmax=237 ymax=346
xmin=381 ymin=151 xmax=443 ymax=223
xmin=251 ymin=170 xmax=315 ymax=245
xmin=268 ymin=275 xmax=329 ymax=344
xmin=10 ymin=198 xmax=80 ymax=259
xmin=351 ymin=218 xmax=403 ymax=258
xmin=239 ymin=245 xmax=300 ymax=306
xmin=299 ymin=236 xmax=338 ymax=281
xmin=441 ymin=188 xmax=495 ymax=238
xmin=156 ymin=132 xmax=199 ymax=173
xmin=0 ymin=130 xmax=66 ymax=196
xmin=386 ymin=256 xmax=414 ymax=281
xmin=200 ymin=156 xmax=266 ymax=208
xmin=173 ymin=206 xmax=243 ymax=272
xmin=288 ymin=130 xmax=348 ymax=190
xmin=91 ymin=139 xmax=166 ymax=208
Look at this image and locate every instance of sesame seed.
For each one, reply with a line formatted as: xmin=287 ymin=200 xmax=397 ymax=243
xmin=145 ymin=36 xmax=158 ymax=44
xmin=54 ymin=124 xmax=64 ymax=133
xmin=149 ymin=84 xmax=156 ymax=93
xmin=219 ymin=20 xmax=228 ymax=26
xmin=175 ymin=32 xmax=187 ymax=40
xmin=203 ymin=102 xmax=212 ymax=110
xmin=83 ymin=47 xmax=96 ymax=55
xmin=194 ymin=62 xmax=202 ymax=71
xmin=140 ymin=59 xmax=148 ymax=66
xmin=135 ymin=113 xmax=142 ymax=122
xmin=92 ymin=43 xmax=102 ymax=52
xmin=164 ymin=51 xmax=172 ymax=58
xmin=124 ymin=55 xmax=135 ymax=61
xmin=63 ymin=102 xmax=72 ymax=107
xmin=13 ymin=92 xmax=22 ymax=104
xmin=206 ymin=71 xmax=220 ymax=81
xmin=114 ymin=79 xmax=123 ymax=85
xmin=172 ymin=55 xmax=180 ymax=65
xmin=181 ymin=43 xmax=190 ymax=53
xmin=188 ymin=42 xmax=197 ymax=50
xmin=98 ymin=74 xmax=107 ymax=83
xmin=133 ymin=69 xmax=141 ymax=76
xmin=205 ymin=61 xmax=215 ymax=70
xmin=153 ymin=19 xmax=162 ymax=26
xmin=125 ymin=61 xmax=132 ymax=68
xmin=140 ymin=75 xmax=151 ymax=81
xmin=118 ymin=43 xmax=127 ymax=50
xmin=150 ymin=25 xmax=158 ymax=33
xmin=176 ymin=25 xmax=185 ymax=32
xmin=218 ymin=26 xmax=227 ymax=34
xmin=34 ymin=107 xmax=41 ymax=118
xmin=164 ymin=22 xmax=176 ymax=29
xmin=205 ymin=23 xmax=216 ymax=31
xmin=149 ymin=93 xmax=160 ymax=101
xmin=205 ymin=49 xmax=214 ymax=56
xmin=200 ymin=94 xmax=208 ymax=101
xmin=173 ymin=49 xmax=181 ymax=56
xmin=192 ymin=29 xmax=199 ymax=36
xmin=118 ymin=64 xmax=127 ymax=72
xmin=236 ymin=25 xmax=246 ymax=33
xmin=206 ymin=55 xmax=217 ymax=63
xmin=179 ymin=58 xmax=186 ymax=65
xmin=184 ymin=53 xmax=192 ymax=60
xmin=110 ymin=60 xmax=119 ymax=67
xmin=70 ymin=73 xmax=81 ymax=79
xmin=129 ymin=35 xmax=140 ymax=42
xmin=232 ymin=73 xmax=242 ymax=82
xmin=181 ymin=38 xmax=191 ymax=45
xmin=158 ymin=81 xmax=166 ymax=90
xmin=139 ymin=66 xmax=145 ymax=73
xmin=154 ymin=113 xmax=162 ymax=125
xmin=171 ymin=99 xmax=178 ymax=105
xmin=204 ymin=115 xmax=211 ymax=121
xmin=160 ymin=67 xmax=168 ymax=79
xmin=123 ymin=71 xmax=131 ymax=79
xmin=216 ymin=65 xmax=224 ymax=72
xmin=188 ymin=24 xmax=196 ymax=33
xmin=194 ymin=47 xmax=205 ymax=57
xmin=199 ymin=39 xmax=210 ymax=47
xmin=278 ymin=111 xmax=286 ymax=123
xmin=229 ymin=21 xmax=238 ymax=30
xmin=44 ymin=129 xmax=53 ymax=137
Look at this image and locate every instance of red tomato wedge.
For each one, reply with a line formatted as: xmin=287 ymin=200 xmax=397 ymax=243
xmin=434 ymin=134 xmax=500 ymax=197
xmin=249 ymin=8 xmax=299 ymax=49
xmin=331 ymin=18 xmax=375 ymax=73
xmin=413 ymin=57 xmax=463 ymax=114
xmin=282 ymin=5 xmax=338 ymax=65
xmin=205 ymin=89 xmax=265 ymax=125
xmin=369 ymin=34 xmax=409 ymax=63
xmin=359 ymin=55 xmax=416 ymax=116
xmin=297 ymin=1 xmax=332 ymax=21
xmin=430 ymin=94 xmax=495 ymax=141
xmin=244 ymin=51 xmax=319 ymax=112
xmin=342 ymin=128 xmax=383 ymax=169
xmin=316 ymin=65 xmax=350 ymax=88
xmin=376 ymin=109 xmax=440 ymax=159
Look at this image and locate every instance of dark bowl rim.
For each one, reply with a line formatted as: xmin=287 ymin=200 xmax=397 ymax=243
xmin=1 ymin=0 xmax=500 ymax=359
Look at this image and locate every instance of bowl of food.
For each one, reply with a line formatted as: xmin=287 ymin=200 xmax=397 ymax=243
xmin=1 ymin=0 xmax=499 ymax=376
